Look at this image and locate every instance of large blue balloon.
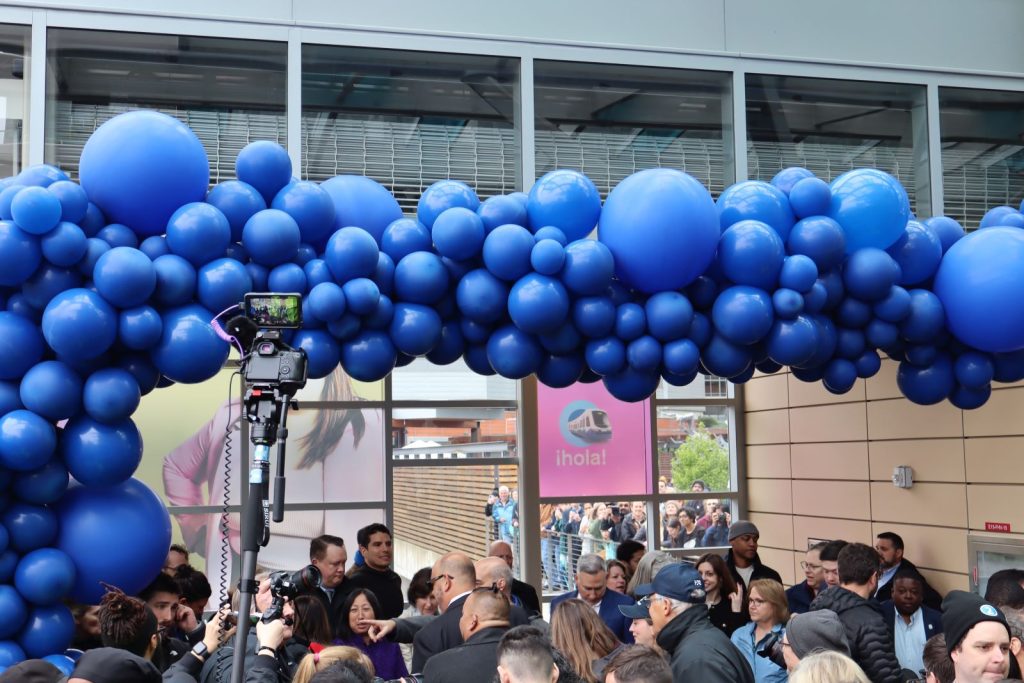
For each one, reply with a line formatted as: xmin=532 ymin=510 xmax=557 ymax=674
xmin=93 ymin=247 xmax=157 ymax=308
xmin=712 ymin=286 xmax=774 ymax=345
xmin=79 ymin=111 xmax=209 ymax=237
xmin=151 ymin=305 xmax=228 ymax=384
xmin=508 ymin=274 xmax=569 ymax=335
xmin=57 ymin=478 xmax=170 ymax=603
xmin=206 ymin=180 xmax=267 ymax=242
xmin=0 ymin=221 xmax=41 ymax=286
xmin=716 ymin=180 xmax=796 ymax=240
xmin=599 ymin=168 xmax=718 ymax=293
xmin=417 ymin=180 xmax=479 ymax=229
xmin=828 ymin=168 xmax=910 ymax=253
xmin=527 ymin=169 xmax=602 ymax=242
xmin=271 ymin=180 xmax=336 ymax=248
xmin=41 ymin=289 xmax=116 ymax=363
xmin=235 ymin=140 xmax=291 ymax=204
xmin=0 ymin=410 xmax=55 ymax=472
xmin=717 ymin=220 xmax=785 ymax=290
xmin=17 ymin=604 xmax=74 ymax=658
xmin=14 ymin=548 xmax=75 ymax=605
xmin=19 ymin=361 xmax=82 ymax=421
xmin=321 ymin=175 xmax=402 ymax=245
xmin=82 ymin=368 xmax=141 ymax=424
xmin=62 ymin=415 xmax=142 ymax=486
xmin=242 ymin=209 xmax=300 ymax=267
xmin=934 ymin=227 xmax=1024 ymax=353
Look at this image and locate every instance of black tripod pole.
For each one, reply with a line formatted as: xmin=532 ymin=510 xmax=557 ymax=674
xmin=230 ymin=412 xmax=275 ymax=683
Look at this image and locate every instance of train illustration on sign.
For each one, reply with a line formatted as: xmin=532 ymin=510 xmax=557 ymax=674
xmin=566 ymin=408 xmax=612 ymax=443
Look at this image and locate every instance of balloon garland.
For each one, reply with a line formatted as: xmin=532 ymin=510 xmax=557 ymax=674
xmin=0 ymin=109 xmax=1021 ymax=666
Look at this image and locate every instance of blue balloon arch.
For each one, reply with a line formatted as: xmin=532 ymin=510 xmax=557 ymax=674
xmin=0 ymin=109 xmax=1022 ymax=666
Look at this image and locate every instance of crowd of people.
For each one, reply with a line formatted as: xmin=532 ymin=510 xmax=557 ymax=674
xmin=17 ymin=520 xmax=1024 ymax=683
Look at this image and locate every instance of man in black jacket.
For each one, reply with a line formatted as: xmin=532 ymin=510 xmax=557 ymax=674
xmin=636 ymin=562 xmax=754 ymax=683
xmin=725 ymin=520 xmax=782 ymax=592
xmin=810 ymin=542 xmax=903 ymax=683
xmin=295 ymin=534 xmax=353 ymax=637
xmin=346 ymin=523 xmax=404 ymax=618
xmin=421 ymin=588 xmax=512 ymax=683
xmin=874 ymin=532 xmax=943 ymax=610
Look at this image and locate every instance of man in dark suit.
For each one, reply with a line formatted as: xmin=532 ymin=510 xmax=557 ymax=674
xmin=294 ymin=534 xmax=353 ymax=637
xmin=411 ymin=551 xmax=477 ymax=673
xmin=421 ymin=589 xmax=512 ymax=683
xmin=550 ymin=553 xmax=635 ymax=643
xmin=881 ymin=568 xmax=943 ymax=674
xmin=874 ymin=532 xmax=943 ymax=610
xmin=489 ymin=540 xmax=541 ymax=617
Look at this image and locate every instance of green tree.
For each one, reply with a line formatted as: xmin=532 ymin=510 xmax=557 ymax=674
xmin=671 ymin=426 xmax=730 ymax=491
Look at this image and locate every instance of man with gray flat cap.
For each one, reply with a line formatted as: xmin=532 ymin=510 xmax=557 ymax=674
xmin=625 ymin=562 xmax=753 ymax=683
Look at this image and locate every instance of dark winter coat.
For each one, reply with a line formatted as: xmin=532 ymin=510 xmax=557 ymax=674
xmin=810 ymin=586 xmax=903 ymax=683
xmin=655 ymin=603 xmax=754 ymax=683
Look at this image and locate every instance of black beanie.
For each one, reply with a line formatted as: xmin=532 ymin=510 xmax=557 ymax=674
xmin=941 ymin=590 xmax=1010 ymax=655
xmin=70 ymin=647 xmax=162 ymax=683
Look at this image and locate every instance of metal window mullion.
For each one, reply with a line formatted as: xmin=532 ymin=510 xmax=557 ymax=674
xmin=28 ymin=10 xmax=45 ymax=166
xmin=926 ymin=82 xmax=945 ymax=217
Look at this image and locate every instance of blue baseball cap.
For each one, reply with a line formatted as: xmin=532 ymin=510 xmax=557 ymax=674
xmin=634 ymin=563 xmax=707 ymax=604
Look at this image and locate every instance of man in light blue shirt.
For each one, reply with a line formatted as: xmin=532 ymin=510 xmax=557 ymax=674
xmin=881 ymin=569 xmax=942 ymax=675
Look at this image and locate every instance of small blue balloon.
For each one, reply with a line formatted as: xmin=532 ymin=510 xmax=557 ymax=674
xmin=900 ymin=289 xmax=945 ymax=344
xmin=786 ymin=216 xmax=846 ymax=272
xmin=19 ymin=361 xmax=81 ymax=422
xmin=463 ymin=344 xmax=496 ymax=376
xmin=206 ymin=180 xmax=267 ymax=242
xmin=291 ymin=330 xmax=341 ymax=379
xmin=14 ymin=548 xmax=75 ymax=605
xmin=82 ymin=369 xmax=141 ymax=424
xmin=80 ymin=202 xmax=105 ymax=237
xmin=561 ymin=240 xmax=614 ymax=296
xmin=836 ymin=328 xmax=866 ymax=360
xmin=235 ymin=140 xmax=292 ymax=204
xmin=0 ymin=221 xmax=42 ymax=286
xmin=0 ymin=587 xmax=27 ymax=639
xmin=874 ymin=286 xmax=912 ymax=324
xmin=341 ymin=331 xmax=397 ymax=382
xmin=0 ymin=312 xmax=44 ymax=380
xmin=271 ymin=180 xmax=336 ymax=248
xmin=779 ymin=255 xmax=818 ymax=294
xmin=627 ymin=335 xmax=662 ymax=372
xmin=324 ymin=226 xmax=379 ymax=282
xmin=152 ymin=254 xmax=197 ymax=308
xmin=390 ymin=303 xmax=443 ymax=357
xmin=116 ymin=306 xmax=162 ymax=352
xmin=151 ymin=305 xmax=228 ymax=384
xmin=823 ymin=358 xmax=858 ymax=394
xmin=533 ymin=226 xmax=567 ymax=245
xmin=615 ymin=303 xmax=646 ymax=342
xmin=164 ymin=202 xmax=231 ymax=268
xmin=573 ymin=296 xmax=616 ymax=338
xmin=11 ymin=186 xmax=62 ymax=235
xmin=836 ymin=297 xmax=872 ymax=329
xmin=979 ymin=205 xmax=1019 ymax=228
xmin=539 ymin=323 xmax=580 ymax=355
xmin=486 ymin=325 xmax=543 ymax=379
xmin=40 ymin=222 xmax=87 ymax=267
xmin=394 ymin=251 xmax=449 ymax=305
xmin=530 ymin=239 xmax=565 ymax=276
xmin=96 ymin=223 xmax=138 ymax=249
xmin=787 ymin=177 xmax=831 ymax=219
xmin=320 ymin=175 xmax=402 ymax=245
xmin=62 ymin=415 xmax=142 ymax=487
xmin=365 ymin=294 xmax=395 ymax=330
xmin=341 ymin=278 xmax=381 ymax=316
xmin=308 ymin=282 xmax=347 ymax=323
xmin=865 ymin=319 xmax=899 ymax=349
xmin=950 ymin=383 xmax=992 ymax=410
xmin=772 ymin=288 xmax=804 ymax=320
xmin=645 ymin=292 xmax=694 ymax=342
xmin=897 ymin=355 xmax=955 ymax=405
xmin=456 ymin=269 xmax=508 ymax=325
xmin=703 ymin=334 xmax=753 ymax=379
xmin=3 ymin=503 xmax=57 ymax=553
xmin=197 ymin=258 xmax=252 ymax=315
xmin=14 ymin=460 xmax=68 ymax=505
xmin=417 ymin=180 xmax=480 ymax=229
xmin=527 ymin=169 xmax=601 ymax=242
xmin=843 ymin=248 xmax=900 ymax=302
xmin=508 ymin=274 xmax=570 ymax=335
xmin=771 ymin=167 xmax=814 ymax=195
xmin=602 ymin=366 xmax=659 ymax=402
xmin=854 ymin=350 xmax=882 ymax=378
xmin=766 ymin=316 xmax=817 ymax=367
xmin=886 ymin=220 xmax=942 ymax=286
xmin=382 ymin=218 xmax=432 ymax=263
xmin=268 ymin=263 xmax=307 ymax=294
xmin=478 ymin=195 xmax=528 ymax=233
xmin=955 ymin=352 xmax=994 ymax=390
xmin=138 ymin=235 xmax=169 ymax=260
xmin=305 ymin=258 xmax=333 ymax=289
xmin=483 ymin=224 xmax=535 ymax=282
xmin=922 ymin=216 xmax=965 ymax=255
xmin=663 ymin=338 xmax=700 ymax=376
xmin=242 ymin=208 xmax=301 ymax=267
xmin=717 ymin=180 xmax=796 ymax=240
xmin=93 ymin=247 xmax=157 ymax=308
xmin=829 ymin=168 xmax=910 ymax=253
xmin=585 ymin=337 xmax=627 ymax=376
xmin=45 ymin=180 xmax=88 ymax=224
xmin=537 ymin=353 xmax=585 ymax=388
xmin=712 ymin=285 xmax=774 ymax=345
xmin=0 ymin=410 xmax=55 ymax=473
xmin=425 ymin=322 xmax=465 ymax=366
xmin=432 ymin=207 xmax=485 ymax=261
xmin=76 ymin=238 xmax=110 ymax=277
xmin=717 ymin=220 xmax=785 ymax=290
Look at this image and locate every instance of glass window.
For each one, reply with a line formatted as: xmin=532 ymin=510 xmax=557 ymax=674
xmin=746 ymin=75 xmax=929 ymax=215
xmin=656 ymin=405 xmax=735 ymax=493
xmin=392 ymin=357 xmax=515 ymax=401
xmin=391 ymin=407 xmax=518 ymax=461
xmin=0 ymin=24 xmax=28 ymax=177
xmin=302 ymin=45 xmax=519 ymax=213
xmin=45 ymin=28 xmax=287 ymax=181
xmin=939 ymin=87 xmax=1024 ymax=229
xmin=657 ymin=373 xmax=734 ymax=400
xmin=659 ymin=497 xmax=739 ymax=553
xmin=534 ymin=60 xmax=733 ymax=196
xmin=540 ymin=500 xmax=642 ymax=593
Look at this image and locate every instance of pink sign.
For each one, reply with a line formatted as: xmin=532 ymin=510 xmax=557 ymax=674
xmin=537 ymin=381 xmax=652 ymax=498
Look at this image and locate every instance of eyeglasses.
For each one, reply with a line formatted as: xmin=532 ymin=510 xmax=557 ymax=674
xmin=800 ymin=561 xmax=822 ymax=571
xmin=748 ymin=598 xmax=768 ymax=606
xmin=427 ymin=574 xmax=452 ymax=589
xmin=636 ymin=596 xmax=653 ymax=609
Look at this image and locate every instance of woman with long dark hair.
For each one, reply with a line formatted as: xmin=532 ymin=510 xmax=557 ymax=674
xmin=550 ymin=598 xmax=623 ymax=683
xmin=334 ymin=588 xmax=408 ymax=680
xmin=697 ymin=552 xmax=748 ymax=636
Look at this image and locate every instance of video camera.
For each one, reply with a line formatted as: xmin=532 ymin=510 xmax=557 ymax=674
xmin=225 ymin=293 xmax=308 ymax=395
xmin=261 ymin=564 xmax=322 ymax=624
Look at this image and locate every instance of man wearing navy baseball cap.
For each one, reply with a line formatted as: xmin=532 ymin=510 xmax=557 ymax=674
xmin=620 ymin=562 xmax=753 ymax=683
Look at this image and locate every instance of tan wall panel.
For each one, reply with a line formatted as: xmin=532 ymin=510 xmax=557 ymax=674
xmin=791 ymin=442 xmax=869 ymax=480
xmin=866 ymin=359 xmax=901 ymax=400
xmin=787 ymin=373 xmax=866 ymax=407
xmin=745 ymin=373 xmax=790 ymax=412
xmin=866 ymin=398 xmax=964 ymax=440
xmin=757 ymin=546 xmax=797 ymax=586
xmin=790 ymin=550 xmax=808 ymax=590
xmin=919 ymin=569 xmax=969 ymax=595
xmin=967 ymin=485 xmax=1024 ymax=531
xmin=748 ymin=478 xmax=793 ymax=515
xmin=870 ymin=482 xmax=967 ymax=528
xmin=965 ymin=437 xmax=1024 ymax=484
xmin=869 ymin=522 xmax=968 ymax=575
xmin=789 ymin=404 xmax=867 ymax=443
xmin=747 ymin=409 xmax=790 ymax=445
xmin=746 ymin=444 xmax=791 ymax=479
xmin=792 ymin=480 xmax=871 ymax=520
xmin=792 ymin=516 xmax=873 ymax=549
xmin=964 ymin=387 xmax=1024 ymax=437
xmin=868 ymin=439 xmax=965 ymax=483
xmin=749 ymin=511 xmax=794 ymax=550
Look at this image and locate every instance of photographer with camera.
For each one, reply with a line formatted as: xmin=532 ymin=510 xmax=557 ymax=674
xmin=729 ymin=579 xmax=789 ymax=683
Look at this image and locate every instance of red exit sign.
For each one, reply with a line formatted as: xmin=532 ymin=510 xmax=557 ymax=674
xmin=985 ymin=522 xmax=1012 ymax=533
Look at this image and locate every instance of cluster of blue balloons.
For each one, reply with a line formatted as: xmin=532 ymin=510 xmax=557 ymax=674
xmin=0 ymin=109 xmax=1022 ymax=668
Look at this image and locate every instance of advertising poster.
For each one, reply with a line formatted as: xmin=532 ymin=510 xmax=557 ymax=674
xmin=537 ymin=381 xmax=653 ymax=498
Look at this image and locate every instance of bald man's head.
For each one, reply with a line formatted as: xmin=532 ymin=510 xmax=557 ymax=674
xmin=432 ymin=552 xmax=477 ymax=611
xmin=489 ymin=541 xmax=514 ymax=569
xmin=476 ymin=556 xmax=513 ymax=597
xmin=459 ymin=589 xmax=511 ymax=640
